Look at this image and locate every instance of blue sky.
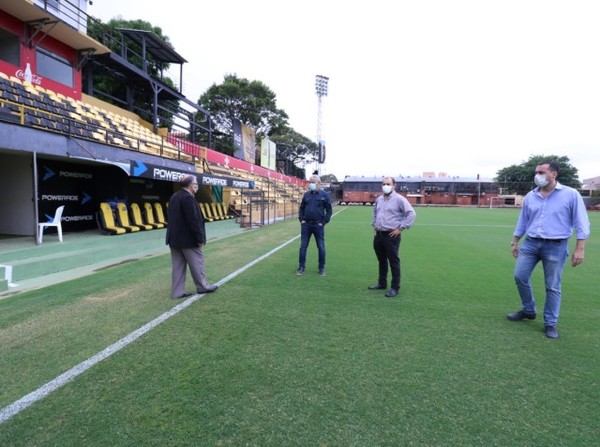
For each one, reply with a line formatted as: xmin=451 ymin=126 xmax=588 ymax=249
xmin=90 ymin=0 xmax=600 ymax=181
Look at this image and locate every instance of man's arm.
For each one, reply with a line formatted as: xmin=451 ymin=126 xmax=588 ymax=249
xmin=298 ymin=195 xmax=306 ymax=221
xmin=324 ymin=193 xmax=333 ymax=223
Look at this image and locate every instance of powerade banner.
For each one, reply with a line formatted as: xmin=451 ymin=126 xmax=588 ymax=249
xmin=199 ymin=175 xmax=254 ymax=189
xmin=37 ymin=160 xmax=122 ymax=231
xmin=130 ymin=161 xmax=254 ymax=189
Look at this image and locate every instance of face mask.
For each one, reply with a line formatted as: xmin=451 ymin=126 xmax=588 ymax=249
xmin=382 ymin=185 xmax=393 ymax=195
xmin=309 ymin=183 xmax=317 ymax=191
xmin=534 ymin=174 xmax=549 ymax=188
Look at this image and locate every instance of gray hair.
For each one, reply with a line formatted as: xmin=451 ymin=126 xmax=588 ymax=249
xmin=180 ymin=174 xmax=197 ymax=187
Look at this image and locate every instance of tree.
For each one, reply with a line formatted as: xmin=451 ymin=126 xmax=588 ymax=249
xmin=196 ymin=75 xmax=318 ymax=177
xmin=495 ymin=154 xmax=582 ymax=195
xmin=270 ymin=127 xmax=319 ymax=168
xmin=196 ymin=74 xmax=289 ymax=154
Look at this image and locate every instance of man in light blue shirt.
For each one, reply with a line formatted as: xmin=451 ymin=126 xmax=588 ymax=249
xmin=507 ymin=161 xmax=591 ymax=339
xmin=369 ymin=176 xmax=416 ymax=297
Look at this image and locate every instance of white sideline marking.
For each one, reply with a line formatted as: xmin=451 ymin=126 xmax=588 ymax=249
xmin=0 ymin=236 xmax=300 ymax=425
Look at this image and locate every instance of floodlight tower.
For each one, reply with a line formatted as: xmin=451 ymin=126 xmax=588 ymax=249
xmin=315 ymin=75 xmax=329 ymax=175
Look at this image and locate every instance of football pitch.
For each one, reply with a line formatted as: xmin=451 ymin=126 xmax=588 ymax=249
xmin=0 ymin=206 xmax=598 ymax=446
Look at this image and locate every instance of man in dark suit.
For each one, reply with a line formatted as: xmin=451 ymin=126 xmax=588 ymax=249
xmin=166 ymin=174 xmax=218 ymax=299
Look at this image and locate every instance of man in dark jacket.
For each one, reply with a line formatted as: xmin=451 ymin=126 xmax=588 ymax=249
xmin=297 ymin=174 xmax=333 ymax=276
xmin=166 ymin=174 xmax=218 ymax=299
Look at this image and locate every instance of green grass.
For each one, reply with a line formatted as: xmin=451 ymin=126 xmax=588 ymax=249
xmin=0 ymin=207 xmax=598 ymax=446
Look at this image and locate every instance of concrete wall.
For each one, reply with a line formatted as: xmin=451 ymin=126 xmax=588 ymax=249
xmin=0 ymin=152 xmax=34 ymax=235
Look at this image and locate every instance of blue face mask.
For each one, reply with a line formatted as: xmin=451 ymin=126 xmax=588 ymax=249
xmin=309 ymin=183 xmax=317 ymax=191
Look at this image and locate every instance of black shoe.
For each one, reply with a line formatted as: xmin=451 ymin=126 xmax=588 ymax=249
xmin=506 ymin=310 xmax=536 ymax=321
xmin=368 ymin=284 xmax=386 ymax=290
xmin=296 ymin=267 xmax=305 ymax=276
xmin=319 ymin=268 xmax=326 ymax=276
xmin=173 ymin=292 xmax=193 ymax=300
xmin=198 ymin=285 xmax=218 ymax=293
xmin=385 ymin=288 xmax=399 ymax=297
xmin=544 ymin=326 xmax=559 ymax=339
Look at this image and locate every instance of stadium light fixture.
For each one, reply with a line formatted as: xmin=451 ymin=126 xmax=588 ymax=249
xmin=315 ymin=75 xmax=329 ymax=173
xmin=315 ymin=75 xmax=329 ymax=97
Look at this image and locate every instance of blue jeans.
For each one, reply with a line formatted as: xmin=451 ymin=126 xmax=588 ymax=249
xmin=514 ymin=237 xmax=569 ymax=326
xmin=298 ymin=222 xmax=326 ymax=269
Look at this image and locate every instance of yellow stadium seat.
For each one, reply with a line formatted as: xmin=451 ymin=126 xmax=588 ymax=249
xmin=198 ymin=202 xmax=214 ymax=222
xmin=153 ymin=202 xmax=167 ymax=225
xmin=115 ymin=202 xmax=141 ymax=232
xmin=129 ymin=203 xmax=153 ymax=230
xmin=143 ymin=202 xmax=165 ymax=229
xmin=98 ymin=203 xmax=127 ymax=235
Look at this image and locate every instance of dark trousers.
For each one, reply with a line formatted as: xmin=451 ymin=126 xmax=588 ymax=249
xmin=373 ymin=232 xmax=401 ymax=290
xmin=298 ymin=222 xmax=326 ymax=269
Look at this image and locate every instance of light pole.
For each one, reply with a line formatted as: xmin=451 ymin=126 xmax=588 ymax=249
xmin=315 ymin=74 xmax=329 ymax=176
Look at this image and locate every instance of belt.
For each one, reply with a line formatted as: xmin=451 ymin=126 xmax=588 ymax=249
xmin=375 ymin=230 xmax=392 ymax=235
xmin=527 ymin=236 xmax=566 ymax=243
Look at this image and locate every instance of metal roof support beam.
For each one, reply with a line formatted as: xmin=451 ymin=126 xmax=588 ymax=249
xmin=77 ymin=48 xmax=97 ymax=70
xmin=150 ymin=80 xmax=164 ymax=133
xmin=24 ymin=18 xmax=58 ymax=49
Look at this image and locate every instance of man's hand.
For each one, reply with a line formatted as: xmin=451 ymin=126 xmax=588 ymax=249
xmin=390 ymin=228 xmax=403 ymax=238
xmin=571 ymin=248 xmax=584 ymax=267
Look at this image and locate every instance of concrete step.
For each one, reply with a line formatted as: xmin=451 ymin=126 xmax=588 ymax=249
xmin=12 ymin=238 xmax=167 ymax=282
xmin=0 ymin=219 xmax=246 ymax=296
xmin=0 ymin=229 xmax=168 ymax=282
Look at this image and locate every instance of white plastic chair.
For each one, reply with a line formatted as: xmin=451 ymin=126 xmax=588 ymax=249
xmin=37 ymin=205 xmax=65 ymax=244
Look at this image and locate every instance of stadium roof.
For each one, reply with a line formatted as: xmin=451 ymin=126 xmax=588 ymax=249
xmin=117 ymin=29 xmax=187 ymax=64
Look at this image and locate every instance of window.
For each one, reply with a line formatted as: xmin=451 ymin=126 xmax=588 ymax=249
xmin=0 ymin=28 xmax=20 ymax=66
xmin=34 ymin=0 xmax=59 ymax=14
xmin=36 ymin=47 xmax=73 ymax=87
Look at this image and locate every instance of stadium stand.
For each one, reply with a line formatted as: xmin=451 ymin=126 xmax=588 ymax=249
xmin=0 ymin=73 xmax=195 ymax=163
xmin=0 ymin=0 xmax=309 ymax=243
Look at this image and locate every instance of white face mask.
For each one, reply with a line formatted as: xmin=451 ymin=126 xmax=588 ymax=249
xmin=382 ymin=185 xmax=393 ymax=195
xmin=309 ymin=183 xmax=317 ymax=191
xmin=534 ymin=174 xmax=549 ymax=188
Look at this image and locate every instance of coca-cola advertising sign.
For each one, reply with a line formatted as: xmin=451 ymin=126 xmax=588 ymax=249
xmin=15 ymin=63 xmax=42 ymax=85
